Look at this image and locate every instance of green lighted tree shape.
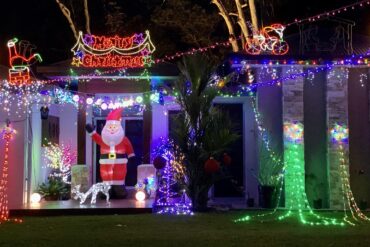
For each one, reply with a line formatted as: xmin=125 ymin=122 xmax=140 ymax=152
xmin=236 ymin=97 xmax=369 ymax=226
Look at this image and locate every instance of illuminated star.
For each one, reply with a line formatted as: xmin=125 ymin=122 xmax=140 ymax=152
xmin=71 ymin=57 xmax=82 ymax=67
xmin=133 ymin=33 xmax=144 ymax=44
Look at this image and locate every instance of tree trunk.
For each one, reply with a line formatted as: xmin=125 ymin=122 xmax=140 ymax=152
xmin=83 ymin=0 xmax=91 ymax=34
xmin=187 ymin=175 xmax=211 ymax=212
xmin=211 ymin=0 xmax=240 ymax=52
xmin=55 ymin=0 xmax=79 ymax=40
xmin=235 ymin=0 xmax=249 ymax=42
xmin=248 ymin=0 xmax=259 ymax=31
xmin=189 ymin=185 xmax=210 ymax=212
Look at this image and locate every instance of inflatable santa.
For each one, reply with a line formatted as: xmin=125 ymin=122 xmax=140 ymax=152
xmin=86 ymin=108 xmax=135 ymax=194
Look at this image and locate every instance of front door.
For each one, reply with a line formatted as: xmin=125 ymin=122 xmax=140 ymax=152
xmin=213 ymin=103 xmax=244 ymax=197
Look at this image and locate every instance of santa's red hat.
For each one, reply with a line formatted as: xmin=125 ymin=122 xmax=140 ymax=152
xmin=106 ymin=108 xmax=123 ymax=122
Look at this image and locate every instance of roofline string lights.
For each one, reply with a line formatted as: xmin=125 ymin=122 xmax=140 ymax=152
xmin=285 ymin=0 xmax=370 ymax=27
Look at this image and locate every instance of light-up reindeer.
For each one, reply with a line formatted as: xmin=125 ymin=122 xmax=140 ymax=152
xmin=7 ymin=38 xmax=42 ymax=86
xmin=72 ymin=183 xmax=111 ymax=204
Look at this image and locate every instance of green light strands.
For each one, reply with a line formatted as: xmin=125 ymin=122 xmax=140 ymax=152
xmin=236 ymin=120 xmax=346 ymax=226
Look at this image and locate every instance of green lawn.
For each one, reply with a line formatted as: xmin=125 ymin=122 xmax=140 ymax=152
xmin=1 ymin=212 xmax=370 ymax=247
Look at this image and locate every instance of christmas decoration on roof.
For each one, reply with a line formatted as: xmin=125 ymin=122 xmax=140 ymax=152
xmin=7 ymin=38 xmax=42 ymax=86
xmin=245 ymin=23 xmax=289 ymax=55
xmin=71 ymin=30 xmax=156 ymax=68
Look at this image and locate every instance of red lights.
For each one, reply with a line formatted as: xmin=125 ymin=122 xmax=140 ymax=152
xmin=7 ymin=38 xmax=42 ymax=86
xmin=71 ymin=31 xmax=155 ymax=68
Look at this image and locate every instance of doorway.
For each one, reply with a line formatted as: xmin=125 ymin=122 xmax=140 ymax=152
xmin=213 ymin=103 xmax=244 ymax=198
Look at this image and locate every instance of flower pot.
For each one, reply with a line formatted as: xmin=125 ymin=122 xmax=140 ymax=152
xmin=258 ymin=185 xmax=276 ymax=209
xmin=44 ymin=195 xmax=59 ymax=201
xmin=359 ymin=200 xmax=368 ymax=210
xmin=313 ymin=199 xmax=322 ymax=209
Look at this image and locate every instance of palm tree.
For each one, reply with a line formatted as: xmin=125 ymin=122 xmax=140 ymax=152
xmin=172 ymin=55 xmax=239 ymax=211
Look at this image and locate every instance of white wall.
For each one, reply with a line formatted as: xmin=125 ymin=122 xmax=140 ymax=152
xmin=28 ymin=103 xmax=78 ymax=203
xmin=0 ymin=101 xmax=27 ymax=209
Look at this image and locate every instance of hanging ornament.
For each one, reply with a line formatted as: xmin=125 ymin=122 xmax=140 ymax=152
xmin=217 ymin=79 xmax=226 ymax=88
xmin=204 ymin=157 xmax=220 ymax=174
xmin=153 ymin=156 xmax=167 ymax=170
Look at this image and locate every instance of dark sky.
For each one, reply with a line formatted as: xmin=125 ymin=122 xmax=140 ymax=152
xmin=0 ymin=0 xmax=369 ymax=65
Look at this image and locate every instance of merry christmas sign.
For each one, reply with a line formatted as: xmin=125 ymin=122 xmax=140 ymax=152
xmin=71 ymin=30 xmax=156 ymax=68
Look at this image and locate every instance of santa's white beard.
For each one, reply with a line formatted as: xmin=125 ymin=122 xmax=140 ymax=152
xmin=102 ymin=126 xmax=124 ymax=146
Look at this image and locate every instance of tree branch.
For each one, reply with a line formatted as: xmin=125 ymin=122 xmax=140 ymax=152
xmin=83 ymin=0 xmax=91 ymax=34
xmin=211 ymin=0 xmax=240 ymax=52
xmin=55 ymin=0 xmax=79 ymax=40
xmin=248 ymin=0 xmax=258 ymax=30
xmin=235 ymin=0 xmax=250 ymax=41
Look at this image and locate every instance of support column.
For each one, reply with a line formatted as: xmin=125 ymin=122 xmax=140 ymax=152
xmin=326 ymin=67 xmax=349 ymax=209
xmin=30 ymin=104 xmax=42 ymax=193
xmin=77 ymin=81 xmax=86 ymax=164
xmin=282 ymin=66 xmax=305 ymax=209
xmin=256 ymin=66 xmax=283 ymax=206
xmin=143 ymin=104 xmax=152 ymax=164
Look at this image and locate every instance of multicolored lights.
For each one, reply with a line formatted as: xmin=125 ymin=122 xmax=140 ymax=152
xmin=283 ymin=121 xmax=304 ymax=143
xmin=330 ymin=123 xmax=349 ymax=143
xmin=43 ymin=142 xmax=77 ymax=184
xmin=245 ymin=23 xmax=289 ymax=55
xmin=71 ymin=31 xmax=155 ymax=68
xmin=152 ymin=138 xmax=193 ymax=215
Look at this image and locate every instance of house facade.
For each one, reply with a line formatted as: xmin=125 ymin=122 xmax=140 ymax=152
xmin=1 ymin=57 xmax=370 ymax=210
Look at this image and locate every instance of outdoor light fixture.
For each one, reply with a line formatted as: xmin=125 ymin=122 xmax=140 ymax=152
xmin=135 ymin=191 xmax=146 ymax=202
xmin=40 ymin=106 xmax=49 ymax=120
xmin=30 ymin=193 xmax=41 ymax=203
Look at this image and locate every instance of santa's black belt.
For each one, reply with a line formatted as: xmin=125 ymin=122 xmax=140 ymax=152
xmin=101 ymin=154 xmax=126 ymax=159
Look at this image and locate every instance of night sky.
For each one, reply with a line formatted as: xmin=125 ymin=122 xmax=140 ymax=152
xmin=0 ymin=0 xmax=369 ymax=65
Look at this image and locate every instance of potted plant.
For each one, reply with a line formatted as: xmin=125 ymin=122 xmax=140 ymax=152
xmin=359 ymin=200 xmax=368 ymax=210
xmin=305 ymin=173 xmax=323 ymax=209
xmin=37 ymin=177 xmax=69 ymax=201
xmin=246 ymin=192 xmax=255 ymax=207
xmin=254 ymin=143 xmax=283 ymax=209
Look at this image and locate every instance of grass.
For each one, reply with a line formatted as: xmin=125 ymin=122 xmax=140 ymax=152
xmin=0 ymin=212 xmax=370 ymax=247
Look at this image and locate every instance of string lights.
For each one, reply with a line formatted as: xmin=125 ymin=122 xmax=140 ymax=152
xmin=152 ymin=138 xmax=193 ymax=215
xmin=71 ymin=31 xmax=155 ymax=68
xmin=286 ymin=0 xmax=370 ymax=27
xmin=0 ymin=121 xmax=21 ymax=224
xmin=43 ymin=142 xmax=77 ymax=184
xmin=330 ymin=123 xmax=370 ymax=225
xmin=236 ymin=117 xmax=345 ymax=226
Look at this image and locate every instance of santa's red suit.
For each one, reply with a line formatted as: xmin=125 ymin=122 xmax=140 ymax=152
xmin=89 ymin=108 xmax=135 ymax=185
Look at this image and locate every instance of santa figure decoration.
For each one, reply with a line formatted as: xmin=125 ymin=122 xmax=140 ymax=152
xmin=86 ymin=108 xmax=135 ymax=198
